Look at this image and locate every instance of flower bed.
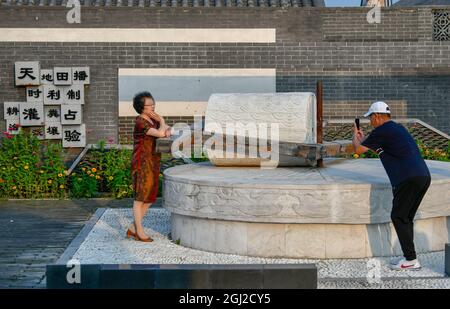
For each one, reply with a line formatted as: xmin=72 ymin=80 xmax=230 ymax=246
xmin=350 ymin=140 xmax=450 ymax=161
xmin=0 ymin=132 xmax=206 ymax=199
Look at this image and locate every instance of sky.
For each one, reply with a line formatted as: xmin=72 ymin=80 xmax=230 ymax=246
xmin=325 ymin=0 xmax=400 ymax=6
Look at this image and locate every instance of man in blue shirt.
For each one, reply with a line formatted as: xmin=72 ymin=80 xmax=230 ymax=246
xmin=352 ymin=101 xmax=431 ymax=270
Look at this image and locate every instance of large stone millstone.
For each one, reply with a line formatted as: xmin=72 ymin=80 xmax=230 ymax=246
xmin=203 ymin=92 xmax=317 ymax=167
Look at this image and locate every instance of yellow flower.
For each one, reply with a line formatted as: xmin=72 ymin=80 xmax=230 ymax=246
xmin=96 ymin=175 xmax=100 ymax=180
xmin=47 ymin=180 xmax=52 ymax=184
xmin=108 ymin=176 xmax=114 ymax=181
xmin=353 ymin=153 xmax=359 ymax=159
xmin=58 ymin=173 xmax=63 ymax=178
xmin=59 ymin=184 xmax=65 ymax=189
xmin=86 ymin=170 xmax=91 ymax=174
xmin=13 ymin=157 xmax=18 ymax=160
xmin=40 ymin=170 xmax=44 ymax=174
xmin=12 ymin=186 xmax=17 ymax=190
xmin=91 ymin=168 xmax=97 ymax=173
xmin=24 ymin=165 xmax=29 ymax=170
xmin=82 ymin=167 xmax=86 ymax=171
xmin=89 ymin=174 xmax=94 ymax=177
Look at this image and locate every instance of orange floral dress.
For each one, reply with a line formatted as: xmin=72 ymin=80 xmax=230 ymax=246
xmin=131 ymin=115 xmax=161 ymax=203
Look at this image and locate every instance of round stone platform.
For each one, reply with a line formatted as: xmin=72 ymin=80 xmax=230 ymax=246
xmin=163 ymin=158 xmax=450 ymax=259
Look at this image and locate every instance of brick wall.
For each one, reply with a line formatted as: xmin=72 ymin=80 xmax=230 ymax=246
xmin=0 ymin=6 xmax=449 ymax=147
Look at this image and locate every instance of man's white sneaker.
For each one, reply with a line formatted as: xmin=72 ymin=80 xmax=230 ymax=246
xmin=389 ymin=258 xmax=421 ymax=270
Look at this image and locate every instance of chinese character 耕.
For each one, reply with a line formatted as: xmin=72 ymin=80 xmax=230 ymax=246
xmin=7 ymin=107 xmax=19 ymax=116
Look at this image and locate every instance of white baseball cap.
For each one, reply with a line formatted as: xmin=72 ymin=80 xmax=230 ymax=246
xmin=364 ymin=101 xmax=391 ymax=117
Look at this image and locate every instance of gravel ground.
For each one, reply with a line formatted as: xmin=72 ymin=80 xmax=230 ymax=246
xmin=71 ymin=208 xmax=450 ymax=289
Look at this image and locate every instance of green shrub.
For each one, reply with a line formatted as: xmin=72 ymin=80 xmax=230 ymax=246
xmin=0 ymin=131 xmax=67 ymax=199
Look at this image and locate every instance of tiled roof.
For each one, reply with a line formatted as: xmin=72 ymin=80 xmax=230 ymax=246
xmin=324 ymin=119 xmax=450 ymax=151
xmin=393 ymin=0 xmax=450 ymax=6
xmin=0 ymin=0 xmax=325 ymax=7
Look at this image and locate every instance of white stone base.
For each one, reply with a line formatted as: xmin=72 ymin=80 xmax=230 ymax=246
xmin=171 ymin=213 xmax=450 ymax=259
xmin=164 ymin=158 xmax=450 ymax=258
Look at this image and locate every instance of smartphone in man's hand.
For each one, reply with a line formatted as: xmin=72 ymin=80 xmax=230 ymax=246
xmin=355 ymin=117 xmax=360 ymax=131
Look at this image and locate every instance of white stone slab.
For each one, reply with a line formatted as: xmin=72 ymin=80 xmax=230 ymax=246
xmin=29 ymin=126 xmax=45 ymax=140
xmin=53 ymin=67 xmax=72 ymax=85
xmin=15 ymin=61 xmax=40 ymax=86
xmin=44 ymin=85 xmax=65 ymax=105
xmin=26 ymin=86 xmax=44 ymax=103
xmin=6 ymin=119 xmax=20 ymax=135
xmin=61 ymin=104 xmax=82 ymax=125
xmin=62 ymin=124 xmax=86 ymax=148
xmin=40 ymin=69 xmax=54 ymax=85
xmin=44 ymin=106 xmax=61 ymax=123
xmin=45 ymin=122 xmax=63 ymax=140
xmin=63 ymin=85 xmax=84 ymax=105
xmin=72 ymin=67 xmax=90 ymax=85
xmin=3 ymin=102 xmax=21 ymax=121
xmin=19 ymin=102 xmax=44 ymax=126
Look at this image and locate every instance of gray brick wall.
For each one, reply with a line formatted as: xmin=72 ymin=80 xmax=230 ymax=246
xmin=1 ymin=6 xmax=449 ymax=145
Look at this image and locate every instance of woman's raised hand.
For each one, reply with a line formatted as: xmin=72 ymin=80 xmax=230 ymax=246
xmin=148 ymin=111 xmax=162 ymax=122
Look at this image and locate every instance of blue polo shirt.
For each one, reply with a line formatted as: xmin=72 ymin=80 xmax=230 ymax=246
xmin=361 ymin=121 xmax=430 ymax=186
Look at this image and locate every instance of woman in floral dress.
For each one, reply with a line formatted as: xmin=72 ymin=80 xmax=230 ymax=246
xmin=126 ymin=91 xmax=171 ymax=242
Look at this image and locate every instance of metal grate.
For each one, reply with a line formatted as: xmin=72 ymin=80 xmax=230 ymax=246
xmin=433 ymin=10 xmax=450 ymax=41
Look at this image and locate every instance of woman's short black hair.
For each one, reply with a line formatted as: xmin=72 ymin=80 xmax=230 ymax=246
xmin=133 ymin=91 xmax=154 ymax=114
